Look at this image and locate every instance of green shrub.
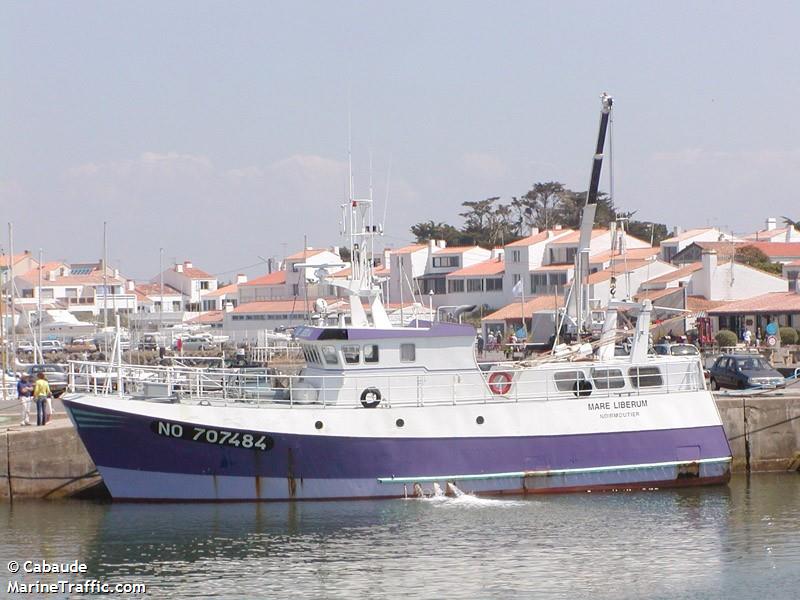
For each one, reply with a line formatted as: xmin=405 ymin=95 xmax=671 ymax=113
xmin=779 ymin=326 xmax=798 ymax=345
xmin=715 ymin=329 xmax=738 ymax=347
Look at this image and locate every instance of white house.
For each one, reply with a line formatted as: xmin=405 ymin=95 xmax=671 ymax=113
xmin=157 ymin=261 xmax=218 ymax=311
xmin=660 ymin=227 xmax=735 ymax=262
xmin=201 ymin=274 xmax=246 ymax=311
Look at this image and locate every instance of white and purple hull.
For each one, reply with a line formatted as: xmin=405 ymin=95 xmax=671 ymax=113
xmin=63 ymin=389 xmax=732 ymax=501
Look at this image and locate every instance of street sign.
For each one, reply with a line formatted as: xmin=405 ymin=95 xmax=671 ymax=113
xmin=766 ymin=335 xmax=777 ymax=347
xmin=765 ymin=322 xmax=779 ymax=336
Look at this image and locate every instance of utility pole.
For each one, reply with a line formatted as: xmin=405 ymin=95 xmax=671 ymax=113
xmin=0 ymin=245 xmax=6 ymax=401
xmin=159 ymin=247 xmax=164 ymax=332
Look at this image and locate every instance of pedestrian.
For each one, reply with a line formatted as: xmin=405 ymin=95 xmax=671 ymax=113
xmin=487 ymin=332 xmax=495 ymax=352
xmin=17 ymin=373 xmax=33 ymax=426
xmin=743 ymin=329 xmax=752 ymax=348
xmin=476 ymin=333 xmax=484 ymax=356
xmin=33 ymin=372 xmax=52 ymax=427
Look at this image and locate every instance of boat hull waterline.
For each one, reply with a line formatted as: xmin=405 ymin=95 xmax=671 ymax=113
xmin=63 ymin=394 xmax=732 ymax=501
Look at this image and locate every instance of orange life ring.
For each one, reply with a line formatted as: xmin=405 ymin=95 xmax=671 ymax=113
xmin=488 ymin=371 xmax=513 ymax=395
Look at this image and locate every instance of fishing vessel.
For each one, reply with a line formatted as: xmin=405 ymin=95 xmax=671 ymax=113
xmin=62 ymin=95 xmax=732 ymax=501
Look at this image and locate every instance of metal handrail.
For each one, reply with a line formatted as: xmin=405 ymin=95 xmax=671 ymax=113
xmin=66 ymin=357 xmax=706 ymax=410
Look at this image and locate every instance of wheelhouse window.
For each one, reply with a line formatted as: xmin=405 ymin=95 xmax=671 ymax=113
xmin=363 ymin=344 xmax=379 ymax=363
xmin=628 ymin=366 xmax=663 ymax=388
xmin=554 ymin=370 xmax=592 ymax=397
xmin=400 ymin=343 xmax=416 ymax=362
xmin=322 ymin=345 xmax=339 ymax=365
xmin=342 ymin=345 xmax=360 ymax=364
xmin=591 ymin=368 xmax=625 ymax=389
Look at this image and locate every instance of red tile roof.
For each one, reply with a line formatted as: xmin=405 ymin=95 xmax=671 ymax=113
xmin=390 ymin=244 xmax=427 ymax=255
xmin=708 ymin=292 xmax=800 ymax=314
xmin=586 ymin=260 xmax=652 ymax=284
xmin=686 ymin=296 xmax=728 ymax=312
xmin=286 ymin=248 xmax=329 ymax=261
xmin=181 ymin=267 xmax=214 ymax=279
xmin=532 ymin=264 xmax=574 ymax=272
xmin=446 ymin=259 xmax=505 ymax=277
xmin=742 ymin=242 xmax=800 ymax=258
xmin=745 ymin=227 xmax=788 ymax=241
xmin=482 ymin=296 xmax=564 ymax=321
xmin=548 ymin=229 xmax=608 ymax=245
xmin=643 ymin=262 xmax=702 ymax=285
xmin=187 ymin=311 xmax=223 ymax=324
xmin=202 ymin=282 xmax=238 ymax=298
xmin=506 ymin=229 xmax=566 ymax=248
xmin=589 ymin=246 xmax=660 ymax=263
xmin=0 ymin=252 xmax=34 ymax=268
xmin=661 ymin=228 xmax=716 ymax=243
xmin=240 ymin=271 xmax=287 ymax=286
xmin=135 ymin=283 xmax=182 ymax=297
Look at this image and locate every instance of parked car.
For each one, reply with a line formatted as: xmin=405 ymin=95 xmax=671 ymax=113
xmin=16 ymin=340 xmax=34 ymax=353
xmin=24 ymin=363 xmax=69 ymax=397
xmin=708 ymin=354 xmax=785 ymax=390
xmin=175 ymin=334 xmax=217 ymax=352
xmin=653 ymin=343 xmax=700 ymax=356
xmin=40 ymin=340 xmax=65 ymax=354
xmin=138 ymin=333 xmax=165 ymax=351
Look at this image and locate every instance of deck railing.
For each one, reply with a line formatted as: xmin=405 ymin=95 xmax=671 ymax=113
xmin=67 ymin=356 xmax=707 ymax=410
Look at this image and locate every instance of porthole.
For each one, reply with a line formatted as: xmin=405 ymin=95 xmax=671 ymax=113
xmin=396 ymin=418 xmax=405 ymax=428
xmin=476 ymin=416 xmax=485 ymax=425
xmin=315 ymin=421 xmax=323 ymax=430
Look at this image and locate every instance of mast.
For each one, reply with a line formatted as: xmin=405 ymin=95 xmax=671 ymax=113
xmin=8 ymin=223 xmax=16 ymax=368
xmin=572 ymin=93 xmax=613 ymax=339
xmin=37 ymin=248 xmax=43 ymax=363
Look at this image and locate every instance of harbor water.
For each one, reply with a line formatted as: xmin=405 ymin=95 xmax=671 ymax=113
xmin=2 ymin=473 xmax=799 ymax=599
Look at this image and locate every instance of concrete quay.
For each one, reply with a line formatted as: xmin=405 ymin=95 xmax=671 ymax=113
xmin=1 ymin=392 xmax=799 ymax=501
xmin=0 ymin=417 xmax=101 ymax=501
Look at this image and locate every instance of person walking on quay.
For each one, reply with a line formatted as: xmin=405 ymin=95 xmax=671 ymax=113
xmin=17 ymin=373 xmax=33 ymax=426
xmin=476 ymin=333 xmax=484 ymax=357
xmin=743 ymin=329 xmax=752 ymax=348
xmin=33 ymin=372 xmax=52 ymax=427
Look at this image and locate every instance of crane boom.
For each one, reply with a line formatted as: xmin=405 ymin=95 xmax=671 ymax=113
xmin=572 ymin=93 xmax=613 ymax=338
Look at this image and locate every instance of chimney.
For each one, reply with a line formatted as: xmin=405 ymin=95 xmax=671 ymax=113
xmin=331 ymin=246 xmax=340 ymax=257
xmin=766 ymin=217 xmax=777 ymax=231
xmin=383 ymin=249 xmax=391 ymax=268
xmin=126 ymin=280 xmax=134 ymax=292
xmin=224 ymin=301 xmax=234 ymax=313
xmin=113 ymin=268 xmax=120 ymax=279
xmin=175 ymin=263 xmax=183 ymax=273
xmin=491 ymin=248 xmax=504 ymax=261
xmin=554 ymin=224 xmax=563 ymax=231
xmin=184 ymin=261 xmax=193 ymax=269
xmin=436 ymin=240 xmax=446 ymax=249
xmin=673 ymin=225 xmax=682 ymax=237
xmin=701 ymin=249 xmax=717 ymax=298
xmin=428 ymin=239 xmax=436 ymax=252
xmin=236 ymin=274 xmax=247 ymax=285
xmin=530 ymin=227 xmax=539 ymax=235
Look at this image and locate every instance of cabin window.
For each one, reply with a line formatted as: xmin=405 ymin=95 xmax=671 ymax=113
xmin=591 ymin=368 xmax=625 ymax=389
xmin=342 ymin=345 xmax=360 ymax=364
xmin=628 ymin=366 xmax=663 ymax=388
xmin=363 ymin=344 xmax=379 ymax=363
xmin=322 ymin=345 xmax=339 ymax=365
xmin=400 ymin=343 xmax=416 ymax=362
xmin=554 ymin=370 xmax=592 ymax=397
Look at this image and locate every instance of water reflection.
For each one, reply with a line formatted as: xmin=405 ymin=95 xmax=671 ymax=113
xmin=2 ymin=474 xmax=799 ymax=599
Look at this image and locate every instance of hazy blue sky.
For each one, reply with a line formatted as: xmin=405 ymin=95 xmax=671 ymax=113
xmin=2 ymin=1 xmax=799 ymax=279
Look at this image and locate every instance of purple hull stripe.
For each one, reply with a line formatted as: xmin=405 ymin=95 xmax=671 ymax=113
xmin=65 ymin=400 xmax=731 ymax=481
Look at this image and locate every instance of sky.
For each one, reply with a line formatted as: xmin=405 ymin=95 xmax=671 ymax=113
xmin=2 ymin=1 xmax=799 ymax=280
